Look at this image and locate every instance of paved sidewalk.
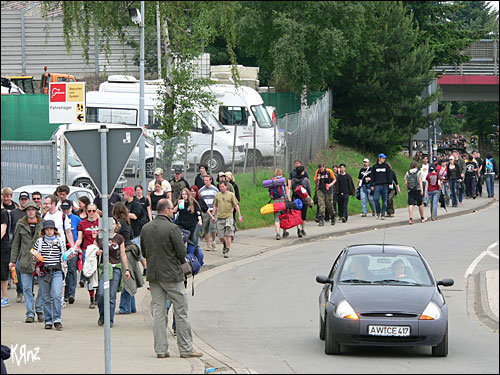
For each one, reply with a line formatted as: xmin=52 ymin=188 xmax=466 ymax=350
xmin=1 ymin=191 xmax=497 ymax=374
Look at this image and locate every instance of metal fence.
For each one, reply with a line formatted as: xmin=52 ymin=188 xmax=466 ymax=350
xmin=1 ymin=140 xmax=58 ymax=190
xmin=277 ymin=90 xmax=331 ymax=172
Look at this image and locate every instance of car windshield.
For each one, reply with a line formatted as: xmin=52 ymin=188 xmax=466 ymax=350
xmin=251 ymin=104 xmax=273 ymax=129
xmin=339 ymin=254 xmax=433 ymax=286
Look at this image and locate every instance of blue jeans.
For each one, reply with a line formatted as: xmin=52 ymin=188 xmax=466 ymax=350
xmin=428 ymin=190 xmax=441 ymax=218
xmin=449 ymin=179 xmax=458 ymax=206
xmin=97 ymin=267 xmax=122 ymax=323
xmin=485 ymin=174 xmax=495 ymax=197
xmin=38 ymin=270 xmax=63 ymax=324
xmin=118 ymin=289 xmax=136 ymax=314
xmin=421 ymin=180 xmax=428 ymax=204
xmin=20 ymin=273 xmax=43 ymax=318
xmin=373 ymin=184 xmax=389 ymax=216
xmin=360 ymin=185 xmax=375 ymax=214
xmin=64 ymin=255 xmax=78 ymax=299
xmin=192 ymin=224 xmax=202 ymax=248
xmin=458 ymin=180 xmax=464 ymax=203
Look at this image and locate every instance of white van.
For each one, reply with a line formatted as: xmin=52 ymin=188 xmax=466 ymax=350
xmin=85 ymin=90 xmax=245 ymax=175
xmin=99 ymin=76 xmax=283 ymax=164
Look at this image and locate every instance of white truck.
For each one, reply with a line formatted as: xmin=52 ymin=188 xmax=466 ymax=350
xmin=85 ymin=90 xmax=245 ymax=175
xmin=99 ymin=75 xmax=283 ymax=164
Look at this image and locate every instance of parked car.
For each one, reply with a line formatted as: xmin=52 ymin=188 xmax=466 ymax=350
xmin=316 ymin=244 xmax=453 ymax=357
xmin=12 ymin=184 xmax=95 ymax=207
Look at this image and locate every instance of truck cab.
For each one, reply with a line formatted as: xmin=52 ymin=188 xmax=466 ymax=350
xmin=41 ymin=66 xmax=76 ymax=94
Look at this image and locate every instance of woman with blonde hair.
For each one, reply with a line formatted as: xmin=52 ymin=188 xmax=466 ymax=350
xmin=173 ymin=188 xmax=202 ymax=244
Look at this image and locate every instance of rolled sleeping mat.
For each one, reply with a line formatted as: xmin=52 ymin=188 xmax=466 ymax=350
xmin=263 ymin=177 xmax=286 ymax=188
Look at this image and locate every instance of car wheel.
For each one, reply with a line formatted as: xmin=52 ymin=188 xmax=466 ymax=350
xmin=319 ymin=313 xmax=326 ymax=341
xmin=324 ymin=316 xmax=341 ymax=355
xmin=432 ymin=323 xmax=448 ymax=357
xmin=246 ymin=149 xmax=262 ymax=165
xmin=202 ymin=152 xmax=224 ymax=174
xmin=74 ymin=178 xmax=96 ymax=194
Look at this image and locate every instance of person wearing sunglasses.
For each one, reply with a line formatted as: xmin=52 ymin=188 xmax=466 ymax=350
xmin=75 ymin=203 xmax=99 ymax=309
xmin=31 ymin=192 xmax=43 ymax=214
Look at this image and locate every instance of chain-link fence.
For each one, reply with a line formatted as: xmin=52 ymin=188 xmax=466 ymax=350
xmin=276 ymin=90 xmax=331 ymax=172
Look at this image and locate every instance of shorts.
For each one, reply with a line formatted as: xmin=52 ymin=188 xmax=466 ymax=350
xmin=273 ymin=198 xmax=286 ymax=223
xmin=216 ymin=217 xmax=235 ymax=239
xmin=408 ymin=190 xmax=423 ymax=206
xmin=1 ymin=247 xmax=11 ymax=281
xmin=201 ymin=212 xmax=216 ymax=236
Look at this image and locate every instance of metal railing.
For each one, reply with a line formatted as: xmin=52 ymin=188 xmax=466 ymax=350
xmin=435 ymin=39 xmax=499 ymax=75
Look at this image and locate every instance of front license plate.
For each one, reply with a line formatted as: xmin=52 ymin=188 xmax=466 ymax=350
xmin=368 ymin=325 xmax=410 ymax=337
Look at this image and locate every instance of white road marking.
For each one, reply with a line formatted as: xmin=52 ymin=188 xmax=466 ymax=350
xmin=464 ymin=241 xmax=499 ymax=278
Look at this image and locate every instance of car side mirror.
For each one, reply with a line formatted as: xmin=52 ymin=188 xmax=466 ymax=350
xmin=316 ymin=275 xmax=331 ymax=285
xmin=437 ymin=278 xmax=454 ymax=287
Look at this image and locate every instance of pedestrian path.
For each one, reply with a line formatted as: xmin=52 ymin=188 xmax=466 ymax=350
xmin=1 ymin=192 xmax=497 ymax=374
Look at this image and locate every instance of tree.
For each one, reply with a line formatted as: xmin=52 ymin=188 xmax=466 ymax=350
xmin=332 ymin=2 xmax=440 ymax=155
xmin=462 ymin=102 xmax=499 ymax=151
xmin=448 ymin=1 xmax=499 ymax=39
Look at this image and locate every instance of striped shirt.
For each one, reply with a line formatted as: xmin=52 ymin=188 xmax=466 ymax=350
xmin=199 ymin=185 xmax=219 ymax=210
xmin=34 ymin=236 xmax=65 ymax=267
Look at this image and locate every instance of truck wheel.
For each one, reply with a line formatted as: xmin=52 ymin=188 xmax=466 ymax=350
xmin=246 ymin=149 xmax=262 ymax=165
xmin=74 ymin=178 xmax=96 ymax=194
xmin=202 ymin=153 xmax=224 ymax=174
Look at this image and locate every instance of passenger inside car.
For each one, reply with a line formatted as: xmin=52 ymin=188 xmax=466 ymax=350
xmin=346 ymin=256 xmax=372 ymax=280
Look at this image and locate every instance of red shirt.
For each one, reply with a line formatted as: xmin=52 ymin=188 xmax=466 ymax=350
xmin=77 ymin=218 xmax=99 ymax=250
xmin=426 ymin=172 xmax=440 ymax=192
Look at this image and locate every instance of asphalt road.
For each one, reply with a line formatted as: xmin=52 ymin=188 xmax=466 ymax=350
xmin=190 ymin=204 xmax=499 ymax=374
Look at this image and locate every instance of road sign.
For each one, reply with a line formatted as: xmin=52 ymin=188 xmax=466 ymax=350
xmin=49 ymin=82 xmax=86 ymax=123
xmin=64 ymin=124 xmax=143 ymax=195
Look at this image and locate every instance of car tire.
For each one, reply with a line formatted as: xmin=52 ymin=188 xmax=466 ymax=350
xmin=319 ymin=313 xmax=326 ymax=341
xmin=431 ymin=323 xmax=448 ymax=357
xmin=246 ymin=149 xmax=262 ymax=166
xmin=201 ymin=152 xmax=224 ymax=174
xmin=324 ymin=316 xmax=341 ymax=355
xmin=74 ymin=178 xmax=96 ymax=194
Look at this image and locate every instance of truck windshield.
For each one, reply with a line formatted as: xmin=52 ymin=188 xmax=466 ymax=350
xmin=199 ymin=110 xmax=226 ymax=131
xmin=251 ymin=105 xmax=273 ymax=129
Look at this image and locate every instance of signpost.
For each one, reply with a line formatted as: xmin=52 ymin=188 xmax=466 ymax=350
xmin=49 ymin=82 xmax=86 ymax=124
xmin=64 ymin=124 xmax=142 ymax=374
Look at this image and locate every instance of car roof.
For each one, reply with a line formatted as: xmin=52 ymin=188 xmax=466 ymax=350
xmin=345 ymin=244 xmax=420 ymax=256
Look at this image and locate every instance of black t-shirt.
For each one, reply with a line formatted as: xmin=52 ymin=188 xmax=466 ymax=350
xmin=317 ymin=169 xmax=334 ymax=193
xmin=94 ymin=193 xmax=122 ymax=217
xmin=10 ymin=208 xmax=27 ymax=233
xmin=465 ymin=160 xmax=478 ymax=176
xmin=125 ymin=198 xmax=144 ymax=238
xmin=3 ymin=202 xmax=17 ymax=212
xmin=137 ymin=196 xmax=150 ymax=212
xmin=117 ymin=219 xmax=133 ymax=247
xmin=150 ymin=192 xmax=167 ymax=211
xmin=1 ymin=208 xmax=11 ymax=250
xmin=358 ymin=167 xmax=372 ymax=185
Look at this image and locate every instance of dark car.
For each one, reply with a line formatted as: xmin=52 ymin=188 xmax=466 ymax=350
xmin=316 ymin=244 xmax=454 ymax=356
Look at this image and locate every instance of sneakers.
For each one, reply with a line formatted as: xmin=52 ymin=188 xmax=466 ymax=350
xmin=157 ymin=353 xmax=170 ymax=358
xmin=331 ymin=219 xmax=336 ymax=225
xmin=98 ymin=317 xmax=104 ymax=326
xmin=409 ymin=219 xmax=413 ymax=225
xmin=421 ymin=217 xmax=427 ymax=223
xmin=297 ymin=229 xmax=303 ymax=238
xmin=342 ymin=217 xmax=347 ymax=223
xmin=380 ymin=215 xmax=385 ymax=221
xmin=222 ymin=245 xmax=229 ymax=258
xmin=301 ymin=229 xmax=307 ymax=236
xmin=318 ymin=217 xmax=325 ymax=226
xmin=25 ymin=316 xmax=35 ymax=323
xmin=276 ymin=233 xmax=281 ymax=240
xmin=68 ymin=295 xmax=75 ymax=304
xmin=1 ymin=298 xmax=9 ymax=308
xmin=89 ymin=297 xmax=96 ymax=309
xmin=45 ymin=324 xmax=52 ymax=330
xmin=37 ymin=312 xmax=44 ymax=322
xmin=211 ymin=242 xmax=217 ymax=251
xmin=62 ymin=301 xmax=67 ymax=309
xmin=282 ymin=230 xmax=289 ymax=238
xmin=361 ymin=213 xmax=367 ymax=217
xmin=431 ymin=217 xmax=438 ymax=221
xmin=180 ymin=352 xmax=203 ymax=358
xmin=372 ymin=211 xmax=376 ymax=216
xmin=54 ymin=322 xmax=63 ymax=331
xmin=79 ymin=280 xmax=85 ymax=288
xmin=16 ymin=294 xmax=23 ymax=303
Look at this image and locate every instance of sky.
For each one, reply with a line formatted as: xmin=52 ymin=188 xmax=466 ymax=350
xmin=489 ymin=1 xmax=499 ymax=12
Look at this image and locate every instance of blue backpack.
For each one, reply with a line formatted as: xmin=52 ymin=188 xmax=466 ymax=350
xmin=186 ymin=242 xmax=204 ymax=276
xmin=270 ymin=185 xmax=286 ymax=199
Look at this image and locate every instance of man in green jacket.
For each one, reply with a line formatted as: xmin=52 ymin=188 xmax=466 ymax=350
xmin=140 ymin=198 xmax=203 ymax=359
xmin=9 ymin=201 xmax=44 ymax=323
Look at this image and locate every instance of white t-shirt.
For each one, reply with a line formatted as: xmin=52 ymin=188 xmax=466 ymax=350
xmin=43 ymin=210 xmax=71 ymax=244
xmin=147 ymin=179 xmax=172 ymax=194
xmin=420 ymin=163 xmax=430 ymax=180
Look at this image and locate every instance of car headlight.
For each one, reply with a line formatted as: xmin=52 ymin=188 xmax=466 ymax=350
xmin=336 ymin=300 xmax=359 ymax=320
xmin=420 ymin=301 xmax=441 ymax=320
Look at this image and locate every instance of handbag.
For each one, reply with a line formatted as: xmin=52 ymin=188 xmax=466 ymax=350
xmin=279 ymin=209 xmax=303 ymax=230
xmin=355 ymin=187 xmax=361 ymax=200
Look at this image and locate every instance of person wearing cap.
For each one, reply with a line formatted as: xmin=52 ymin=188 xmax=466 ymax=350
xmin=9 ymin=191 xmax=30 ymax=304
xmin=147 ymin=168 xmax=172 ymax=202
xmin=445 ymin=155 xmax=461 ymax=207
xmin=217 ymin=172 xmax=234 ymax=194
xmin=32 ymin=220 xmax=67 ymax=330
xmin=61 ymin=200 xmax=81 ymax=305
xmin=169 ymin=168 xmax=190 ymax=203
xmin=424 ymin=165 xmax=442 ymax=221
xmin=357 ymin=158 xmax=376 ymax=217
xmin=370 ymin=153 xmax=393 ymax=220
xmin=9 ymin=201 xmax=45 ymax=322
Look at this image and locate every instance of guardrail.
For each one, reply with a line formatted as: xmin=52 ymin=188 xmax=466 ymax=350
xmin=435 ymin=39 xmax=499 ymax=76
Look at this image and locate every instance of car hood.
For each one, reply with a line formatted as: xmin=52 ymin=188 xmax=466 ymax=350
xmin=337 ymin=284 xmax=436 ymax=314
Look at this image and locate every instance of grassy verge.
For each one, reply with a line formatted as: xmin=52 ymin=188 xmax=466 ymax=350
xmin=235 ymin=142 xmax=415 ymax=230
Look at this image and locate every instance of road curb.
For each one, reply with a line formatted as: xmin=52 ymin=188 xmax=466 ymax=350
xmin=474 ymin=271 xmax=499 ymax=331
